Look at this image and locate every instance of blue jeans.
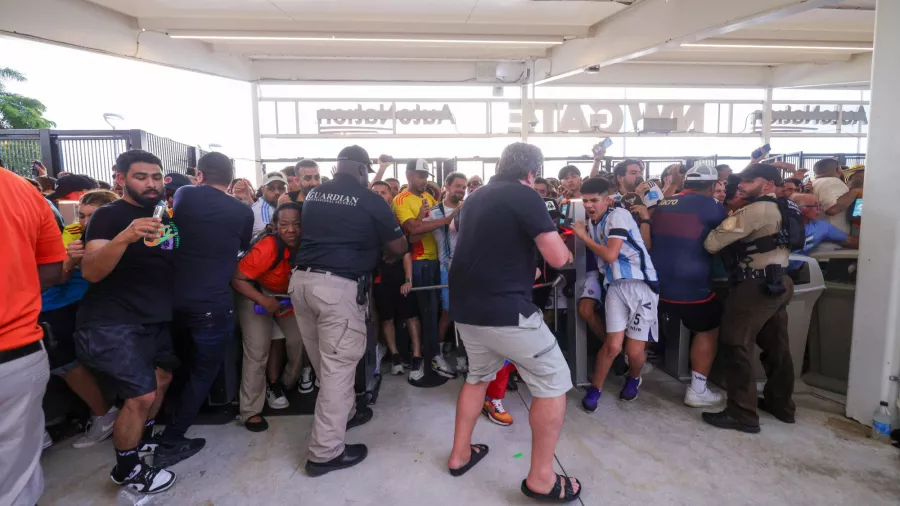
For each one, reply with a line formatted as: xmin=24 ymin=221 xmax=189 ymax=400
xmin=163 ymin=308 xmax=234 ymax=440
xmin=413 ymin=260 xmax=441 ymax=361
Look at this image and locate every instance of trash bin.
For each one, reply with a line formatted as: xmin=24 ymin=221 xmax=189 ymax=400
xmin=749 ymin=254 xmax=826 ymax=380
xmin=802 ymin=249 xmax=858 ymax=394
xmin=705 ymin=256 xmax=825 ymax=387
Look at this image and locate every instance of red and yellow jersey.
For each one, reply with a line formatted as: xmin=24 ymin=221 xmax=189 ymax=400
xmin=392 ymin=190 xmax=438 ymax=261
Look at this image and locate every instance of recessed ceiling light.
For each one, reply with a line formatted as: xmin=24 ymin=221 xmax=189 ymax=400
xmin=169 ymin=34 xmax=563 ymax=45
xmin=682 ymin=42 xmax=873 ymax=51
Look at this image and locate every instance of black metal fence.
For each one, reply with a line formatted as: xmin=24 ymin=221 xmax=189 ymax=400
xmin=0 ymin=129 xmax=202 ymax=183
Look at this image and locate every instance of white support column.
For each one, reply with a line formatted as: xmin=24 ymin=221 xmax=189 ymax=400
xmin=762 ymin=87 xmax=773 ymax=145
xmin=520 ymin=84 xmax=532 ymax=143
xmin=249 ymin=82 xmax=264 ymax=187
xmin=846 ymin=0 xmax=900 ymax=425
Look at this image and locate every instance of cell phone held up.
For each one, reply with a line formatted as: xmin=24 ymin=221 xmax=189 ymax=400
xmin=592 ymin=137 xmax=612 ymax=156
xmin=752 ymin=143 xmax=771 ymax=160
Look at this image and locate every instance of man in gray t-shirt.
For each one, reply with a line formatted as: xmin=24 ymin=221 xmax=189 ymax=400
xmin=426 ymin=172 xmax=467 ymax=374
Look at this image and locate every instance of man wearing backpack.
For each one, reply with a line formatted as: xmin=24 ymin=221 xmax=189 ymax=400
xmin=701 ymin=164 xmax=797 ymax=434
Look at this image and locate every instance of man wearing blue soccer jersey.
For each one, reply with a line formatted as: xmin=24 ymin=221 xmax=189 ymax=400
xmin=572 ymin=178 xmax=658 ymax=411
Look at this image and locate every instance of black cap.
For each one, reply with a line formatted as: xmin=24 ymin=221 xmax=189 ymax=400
xmin=337 ymin=145 xmax=375 ymax=173
xmin=164 ymin=172 xmax=192 ymax=191
xmin=47 ymin=174 xmax=97 ymax=200
xmin=739 ymin=163 xmax=782 ymax=185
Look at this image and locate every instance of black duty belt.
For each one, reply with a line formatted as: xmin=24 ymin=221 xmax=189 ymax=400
xmin=0 ymin=341 xmax=42 ymax=366
xmin=295 ymin=266 xmax=360 ymax=283
xmin=732 ymin=267 xmax=766 ymax=283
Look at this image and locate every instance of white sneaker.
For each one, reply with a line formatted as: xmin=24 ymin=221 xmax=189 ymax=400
xmin=455 ymin=356 xmax=468 ymax=374
xmin=266 ymin=383 xmax=290 ymax=410
xmin=432 ymin=354 xmax=457 ymax=379
xmin=298 ymin=367 xmax=314 ymax=394
xmin=74 ymin=406 xmax=119 ymax=448
xmin=408 ymin=358 xmax=425 ymax=382
xmin=684 ymin=386 xmax=725 ymax=408
xmin=43 ymin=430 xmax=52 ymax=449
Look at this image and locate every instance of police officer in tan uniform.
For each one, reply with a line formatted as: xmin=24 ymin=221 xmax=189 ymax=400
xmin=701 ymin=164 xmax=796 ymax=433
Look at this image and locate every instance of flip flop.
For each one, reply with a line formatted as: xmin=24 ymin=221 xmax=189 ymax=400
xmin=448 ymin=444 xmax=489 ymax=477
xmin=521 ymin=474 xmax=582 ymax=503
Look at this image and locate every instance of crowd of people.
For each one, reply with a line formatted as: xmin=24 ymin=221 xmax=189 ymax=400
xmin=0 ymin=140 xmax=865 ymax=504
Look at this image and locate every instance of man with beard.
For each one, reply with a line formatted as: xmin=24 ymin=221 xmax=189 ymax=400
xmin=74 ymin=150 xmax=179 ymax=494
xmin=611 ymin=159 xmax=662 ymax=208
xmin=280 ymin=159 xmax=321 ymax=204
xmin=701 ymin=164 xmax=795 ymax=434
xmin=157 ymin=152 xmax=254 ymax=467
xmin=426 ymin=172 xmax=468 ymax=375
xmin=252 ymin=172 xmax=287 ymax=234
xmin=392 ymin=159 xmax=456 ymax=382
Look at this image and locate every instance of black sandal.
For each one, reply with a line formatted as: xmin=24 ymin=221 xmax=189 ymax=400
xmin=448 ymin=444 xmax=489 ymax=477
xmin=245 ymin=415 xmax=268 ymax=433
xmin=521 ymin=474 xmax=582 ymax=502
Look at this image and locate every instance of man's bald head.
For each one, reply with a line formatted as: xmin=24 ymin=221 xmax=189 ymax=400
xmin=791 ymin=193 xmax=820 ymax=220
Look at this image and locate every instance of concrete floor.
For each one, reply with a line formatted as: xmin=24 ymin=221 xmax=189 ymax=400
xmin=40 ymin=371 xmax=900 ymax=506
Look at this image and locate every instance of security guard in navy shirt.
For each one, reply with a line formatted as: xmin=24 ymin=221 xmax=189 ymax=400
xmin=289 ymin=145 xmax=407 ymax=477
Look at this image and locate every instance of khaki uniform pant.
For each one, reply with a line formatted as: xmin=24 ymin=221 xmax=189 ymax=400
xmin=720 ymin=277 xmax=796 ymax=425
xmin=0 ymin=345 xmax=48 ymax=506
xmin=289 ymin=270 xmax=367 ymax=463
xmin=237 ymin=295 xmax=304 ymax=421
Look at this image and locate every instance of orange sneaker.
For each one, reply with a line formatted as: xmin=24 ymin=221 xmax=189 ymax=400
xmin=482 ymin=398 xmax=513 ymax=426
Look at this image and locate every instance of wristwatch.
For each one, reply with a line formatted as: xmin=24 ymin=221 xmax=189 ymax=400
xmin=638 ymin=218 xmax=651 ymax=227
xmin=405 ymin=277 xmax=413 ymax=284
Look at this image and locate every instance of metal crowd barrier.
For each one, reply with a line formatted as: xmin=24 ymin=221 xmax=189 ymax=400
xmin=407 ymin=273 xmax=566 ymax=344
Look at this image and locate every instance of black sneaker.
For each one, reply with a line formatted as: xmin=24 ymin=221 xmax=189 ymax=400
xmin=110 ymin=463 xmax=177 ymax=494
xmin=138 ymin=433 xmax=162 ymax=462
xmin=347 ymin=406 xmax=374 ymax=430
xmin=153 ymin=437 xmax=206 ymax=468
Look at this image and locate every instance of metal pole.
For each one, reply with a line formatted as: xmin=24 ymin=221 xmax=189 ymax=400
xmin=250 ymin=82 xmax=264 ymax=187
xmin=521 ymin=84 xmax=531 ymax=143
xmin=762 ymin=87 xmax=773 ymax=145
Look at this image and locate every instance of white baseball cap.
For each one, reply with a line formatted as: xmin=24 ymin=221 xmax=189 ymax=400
xmin=684 ymin=164 xmax=718 ymax=182
xmin=262 ymin=171 xmax=288 ymax=187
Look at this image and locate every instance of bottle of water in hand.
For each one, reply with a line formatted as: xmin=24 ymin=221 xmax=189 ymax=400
xmin=872 ymin=401 xmax=892 ymax=442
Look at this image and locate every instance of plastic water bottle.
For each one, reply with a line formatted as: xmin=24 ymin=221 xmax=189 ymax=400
xmin=872 ymin=401 xmax=892 ymax=442
xmin=116 ymin=488 xmax=158 ymax=506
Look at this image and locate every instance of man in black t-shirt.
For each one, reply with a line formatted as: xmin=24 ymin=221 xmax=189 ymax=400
xmin=279 ymin=159 xmax=321 ymax=204
xmin=447 ymin=143 xmax=582 ymax=501
xmin=74 ymin=150 xmax=179 ymax=494
xmin=158 ymin=152 xmax=254 ymax=463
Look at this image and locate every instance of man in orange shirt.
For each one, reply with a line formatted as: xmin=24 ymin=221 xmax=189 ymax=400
xmin=0 ymin=168 xmax=66 ymax=506
xmin=392 ymin=159 xmax=457 ymax=383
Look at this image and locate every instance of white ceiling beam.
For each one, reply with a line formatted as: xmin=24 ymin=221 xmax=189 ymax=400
xmin=1 ymin=0 xmax=252 ymax=81
xmin=138 ymin=17 xmax=591 ymax=38
xmin=769 ymin=52 xmax=873 ymax=87
xmin=540 ymin=0 xmax=843 ymax=84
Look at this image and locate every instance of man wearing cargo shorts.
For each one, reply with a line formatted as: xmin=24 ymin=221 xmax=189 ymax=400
xmin=447 ymin=142 xmax=582 ymax=502
xmin=290 ymin=145 xmax=408 ymax=477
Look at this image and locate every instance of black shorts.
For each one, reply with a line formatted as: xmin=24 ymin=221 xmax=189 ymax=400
xmin=39 ymin=303 xmax=80 ymax=375
xmin=373 ymin=282 xmax=415 ymax=322
xmin=74 ymin=323 xmax=179 ymax=399
xmin=659 ymin=298 xmax=722 ymax=333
